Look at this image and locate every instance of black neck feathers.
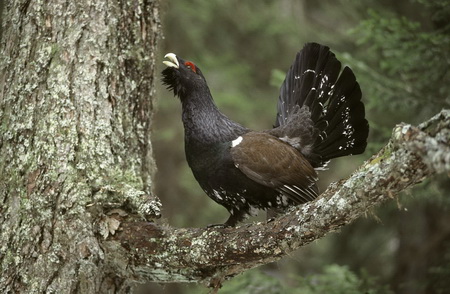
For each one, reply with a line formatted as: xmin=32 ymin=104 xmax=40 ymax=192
xmin=180 ymin=87 xmax=248 ymax=146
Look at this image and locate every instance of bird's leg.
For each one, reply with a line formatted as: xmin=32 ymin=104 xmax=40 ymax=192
xmin=223 ymin=209 xmax=249 ymax=227
xmin=266 ymin=208 xmax=279 ymax=223
xmin=266 ymin=207 xmax=287 ymax=223
xmin=206 ymin=208 xmax=249 ymax=228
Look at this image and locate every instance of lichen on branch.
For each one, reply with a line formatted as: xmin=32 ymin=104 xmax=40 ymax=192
xmin=102 ymin=109 xmax=450 ymax=287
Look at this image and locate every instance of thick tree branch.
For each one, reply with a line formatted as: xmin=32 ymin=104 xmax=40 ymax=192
xmin=101 ymin=109 xmax=450 ymax=287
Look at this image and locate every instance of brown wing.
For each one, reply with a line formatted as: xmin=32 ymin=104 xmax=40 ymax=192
xmin=229 ymin=132 xmax=319 ymax=204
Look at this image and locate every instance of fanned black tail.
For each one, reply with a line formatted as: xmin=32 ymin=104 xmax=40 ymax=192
xmin=275 ymin=43 xmax=369 ymax=168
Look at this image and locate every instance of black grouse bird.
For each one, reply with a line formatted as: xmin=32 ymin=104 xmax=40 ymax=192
xmin=162 ymin=43 xmax=369 ymax=227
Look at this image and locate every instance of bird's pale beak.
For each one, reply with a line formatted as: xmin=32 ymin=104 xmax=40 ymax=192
xmin=163 ymin=53 xmax=179 ymax=68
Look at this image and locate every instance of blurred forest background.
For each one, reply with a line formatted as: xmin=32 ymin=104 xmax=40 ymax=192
xmin=151 ymin=0 xmax=450 ymax=293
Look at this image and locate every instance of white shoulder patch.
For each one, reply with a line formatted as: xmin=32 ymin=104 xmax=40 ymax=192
xmin=231 ymin=136 xmax=243 ymax=147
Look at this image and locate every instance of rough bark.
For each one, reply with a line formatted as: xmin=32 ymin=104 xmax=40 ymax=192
xmin=0 ymin=0 xmax=161 ymax=293
xmin=102 ymin=110 xmax=450 ymax=289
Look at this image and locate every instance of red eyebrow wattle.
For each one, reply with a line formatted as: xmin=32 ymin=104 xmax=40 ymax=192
xmin=184 ymin=61 xmax=197 ymax=73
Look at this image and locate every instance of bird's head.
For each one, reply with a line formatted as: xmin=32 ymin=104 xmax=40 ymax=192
xmin=162 ymin=53 xmax=207 ymax=98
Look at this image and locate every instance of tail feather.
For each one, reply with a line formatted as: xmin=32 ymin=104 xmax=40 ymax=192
xmin=274 ymin=43 xmax=369 ymax=168
xmin=315 ymin=68 xmax=368 ymax=160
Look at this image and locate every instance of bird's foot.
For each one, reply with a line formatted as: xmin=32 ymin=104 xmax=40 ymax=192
xmin=266 ymin=217 xmax=276 ymax=223
xmin=206 ymin=223 xmax=231 ymax=229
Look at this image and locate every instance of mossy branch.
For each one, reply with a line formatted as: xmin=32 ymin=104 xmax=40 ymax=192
xmin=102 ymin=109 xmax=449 ymax=289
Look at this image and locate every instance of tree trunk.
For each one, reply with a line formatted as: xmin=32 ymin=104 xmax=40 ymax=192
xmin=0 ymin=0 xmax=161 ymax=293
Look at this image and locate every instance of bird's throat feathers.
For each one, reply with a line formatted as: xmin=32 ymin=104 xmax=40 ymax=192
xmin=181 ymin=91 xmax=248 ymax=146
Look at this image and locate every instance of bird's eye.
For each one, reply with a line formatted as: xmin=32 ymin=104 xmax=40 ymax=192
xmin=184 ymin=61 xmax=197 ymax=73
